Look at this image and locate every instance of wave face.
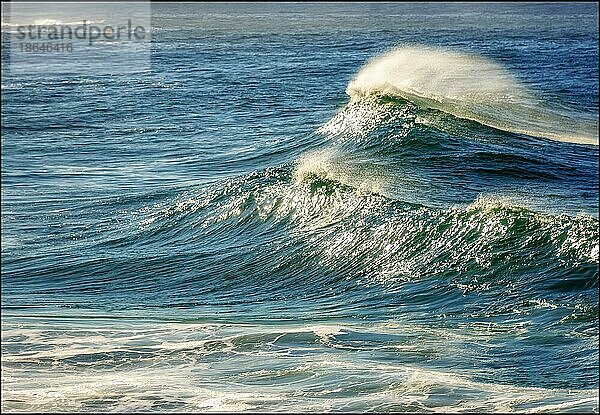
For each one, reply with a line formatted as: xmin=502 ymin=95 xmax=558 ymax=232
xmin=2 ymin=3 xmax=599 ymax=413
xmin=347 ymin=46 xmax=599 ymax=145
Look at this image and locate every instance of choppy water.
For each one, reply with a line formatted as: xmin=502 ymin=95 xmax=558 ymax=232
xmin=1 ymin=2 xmax=599 ymax=412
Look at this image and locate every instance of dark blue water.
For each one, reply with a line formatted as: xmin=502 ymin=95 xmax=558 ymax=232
xmin=2 ymin=3 xmax=598 ymax=412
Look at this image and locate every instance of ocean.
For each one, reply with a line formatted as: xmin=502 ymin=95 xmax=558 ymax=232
xmin=1 ymin=2 xmax=599 ymax=412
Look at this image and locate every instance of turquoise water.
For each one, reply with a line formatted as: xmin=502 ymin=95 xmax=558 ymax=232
xmin=1 ymin=3 xmax=599 ymax=412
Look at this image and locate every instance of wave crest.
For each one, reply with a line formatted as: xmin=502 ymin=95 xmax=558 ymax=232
xmin=346 ymin=46 xmax=598 ymax=145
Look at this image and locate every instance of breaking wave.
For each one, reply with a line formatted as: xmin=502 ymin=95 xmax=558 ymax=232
xmin=346 ymin=46 xmax=599 ymax=145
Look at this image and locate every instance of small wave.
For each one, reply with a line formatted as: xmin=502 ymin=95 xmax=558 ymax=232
xmin=293 ymin=149 xmax=388 ymax=196
xmin=2 ymin=19 xmax=106 ymax=27
xmin=346 ymin=46 xmax=598 ymax=145
xmin=132 ymin=164 xmax=598 ymax=278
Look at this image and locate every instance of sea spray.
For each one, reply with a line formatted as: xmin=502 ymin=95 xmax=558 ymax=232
xmin=346 ymin=46 xmax=599 ymax=145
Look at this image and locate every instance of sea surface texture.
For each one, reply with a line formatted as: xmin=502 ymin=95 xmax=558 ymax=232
xmin=1 ymin=3 xmax=599 ymax=412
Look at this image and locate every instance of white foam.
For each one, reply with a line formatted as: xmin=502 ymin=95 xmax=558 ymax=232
xmin=2 ymin=319 xmax=597 ymax=412
xmin=293 ymin=149 xmax=387 ymax=195
xmin=347 ymin=45 xmax=598 ymax=145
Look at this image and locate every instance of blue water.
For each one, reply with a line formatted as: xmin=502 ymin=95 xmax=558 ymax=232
xmin=1 ymin=2 xmax=599 ymax=412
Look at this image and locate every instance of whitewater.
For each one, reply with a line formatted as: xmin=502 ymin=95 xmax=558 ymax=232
xmin=346 ymin=46 xmax=599 ymax=145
